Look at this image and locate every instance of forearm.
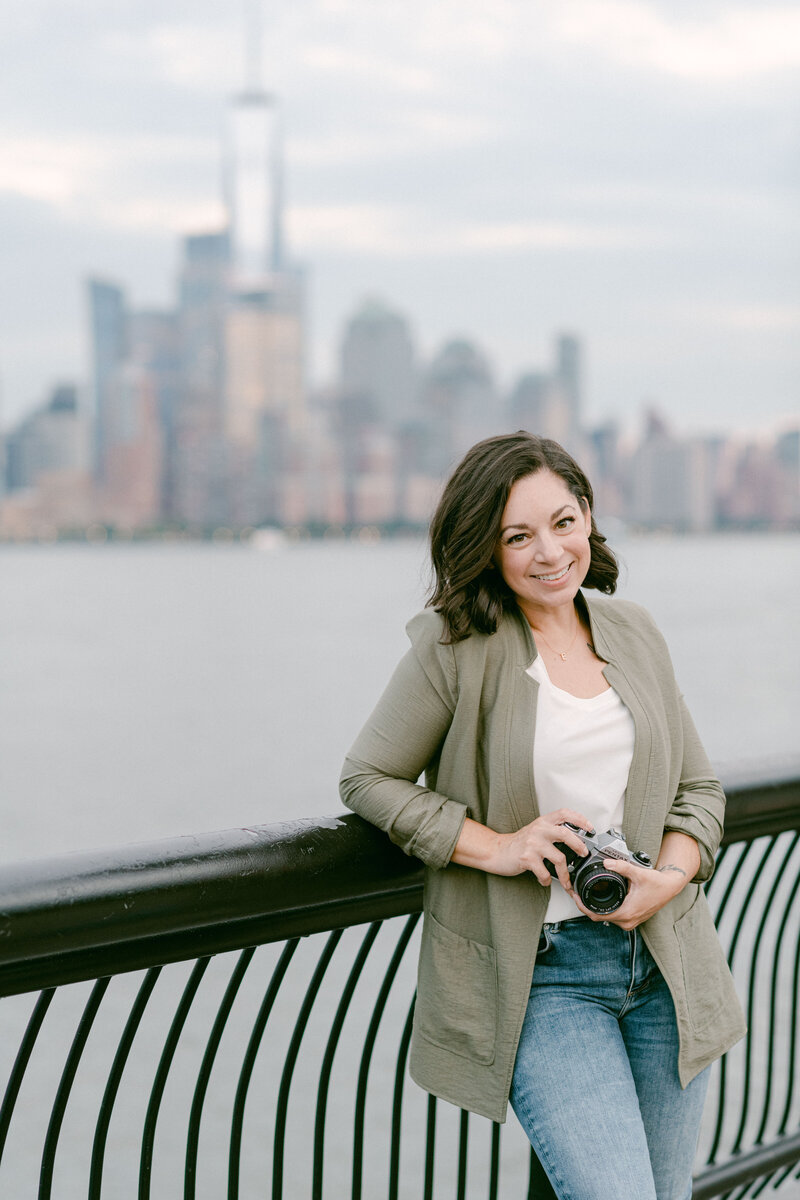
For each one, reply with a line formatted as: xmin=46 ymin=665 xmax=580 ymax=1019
xmin=450 ymin=817 xmax=506 ymax=872
xmin=449 ymin=810 xmax=595 ymax=890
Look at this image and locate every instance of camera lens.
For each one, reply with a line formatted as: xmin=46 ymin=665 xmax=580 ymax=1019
xmin=573 ymin=859 xmax=628 ymax=914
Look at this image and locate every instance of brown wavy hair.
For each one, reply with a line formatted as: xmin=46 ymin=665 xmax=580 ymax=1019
xmin=428 ymin=431 xmax=618 ymax=642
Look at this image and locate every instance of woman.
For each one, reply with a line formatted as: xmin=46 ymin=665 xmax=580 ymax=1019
xmin=340 ymin=432 xmax=745 ymax=1200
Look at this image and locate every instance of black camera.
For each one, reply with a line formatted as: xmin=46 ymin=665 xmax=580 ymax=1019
xmin=546 ymin=823 xmax=653 ymax=915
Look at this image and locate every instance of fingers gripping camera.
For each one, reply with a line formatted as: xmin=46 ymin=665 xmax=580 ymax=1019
xmin=545 ymin=824 xmax=653 ymax=915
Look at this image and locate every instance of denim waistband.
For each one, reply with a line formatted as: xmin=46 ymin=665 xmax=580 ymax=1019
xmin=542 ymin=915 xmax=595 ymax=932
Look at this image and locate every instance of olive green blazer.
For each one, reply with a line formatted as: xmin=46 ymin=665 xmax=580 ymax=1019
xmin=340 ymin=595 xmax=746 ymax=1123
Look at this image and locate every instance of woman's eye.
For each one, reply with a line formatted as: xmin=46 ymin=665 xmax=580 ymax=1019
xmin=505 ymin=533 xmax=527 ymax=545
xmin=556 ymin=517 xmax=575 ymax=530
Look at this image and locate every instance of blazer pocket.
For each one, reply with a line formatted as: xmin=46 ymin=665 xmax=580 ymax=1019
xmin=674 ymin=891 xmax=732 ymax=1035
xmin=416 ymin=913 xmax=498 ymax=1064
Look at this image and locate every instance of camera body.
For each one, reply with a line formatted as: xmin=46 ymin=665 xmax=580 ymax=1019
xmin=546 ymin=823 xmax=653 ymax=915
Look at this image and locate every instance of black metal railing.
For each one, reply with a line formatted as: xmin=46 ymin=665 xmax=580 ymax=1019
xmin=0 ymin=774 xmax=798 ymax=1199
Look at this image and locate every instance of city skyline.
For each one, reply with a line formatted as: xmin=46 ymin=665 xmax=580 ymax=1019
xmin=2 ymin=1 xmax=798 ymax=436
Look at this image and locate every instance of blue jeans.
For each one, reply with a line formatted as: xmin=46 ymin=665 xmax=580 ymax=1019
xmin=510 ymin=917 xmax=709 ymax=1200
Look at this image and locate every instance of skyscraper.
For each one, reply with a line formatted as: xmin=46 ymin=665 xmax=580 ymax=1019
xmin=173 ymin=232 xmax=230 ymax=528
xmin=508 ymin=371 xmax=570 ymax=445
xmin=224 ymin=88 xmax=283 ymax=289
xmin=87 ymin=279 xmax=127 ymax=483
xmin=423 ymin=338 xmax=498 ymax=471
xmin=4 ymin=385 xmax=90 ymax=491
xmin=76 ymin=22 xmax=308 ymax=532
xmin=555 ymin=333 xmax=582 ymax=453
xmin=630 ymin=410 xmax=714 ymax=531
xmin=220 ymin=57 xmax=306 ymax=523
xmin=339 ymin=298 xmax=418 ymax=428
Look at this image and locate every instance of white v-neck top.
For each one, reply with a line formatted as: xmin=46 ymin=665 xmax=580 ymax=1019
xmin=527 ymin=654 xmax=635 ymax=923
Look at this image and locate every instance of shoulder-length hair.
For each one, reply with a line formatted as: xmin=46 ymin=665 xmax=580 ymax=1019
xmin=428 ymin=431 xmax=618 ymax=643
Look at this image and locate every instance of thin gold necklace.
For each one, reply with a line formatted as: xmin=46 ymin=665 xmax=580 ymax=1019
xmin=532 ymin=620 xmax=581 ymax=661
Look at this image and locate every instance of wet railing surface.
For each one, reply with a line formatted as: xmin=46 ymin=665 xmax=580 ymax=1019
xmin=0 ymin=775 xmax=798 ymax=1199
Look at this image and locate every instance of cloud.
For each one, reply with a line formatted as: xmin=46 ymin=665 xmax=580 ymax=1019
xmin=683 ymin=302 xmax=800 ymax=333
xmin=301 ymin=43 xmax=436 ymax=93
xmin=453 ymin=219 xmax=659 ymax=252
xmin=144 ymin=23 xmax=244 ymax=92
xmin=548 ymin=2 xmax=800 ymax=81
xmin=87 ymin=196 xmax=227 ymax=236
xmin=290 ymin=107 xmax=497 ymax=166
xmin=0 ymin=0 xmax=796 ymax=432
xmin=0 ymin=136 xmax=106 ymax=205
xmin=0 ymin=132 xmax=224 ymax=232
xmin=289 ymin=204 xmax=664 ymax=256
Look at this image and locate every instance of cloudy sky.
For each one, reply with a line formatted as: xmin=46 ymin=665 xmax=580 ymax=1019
xmin=1 ymin=0 xmax=798 ymax=434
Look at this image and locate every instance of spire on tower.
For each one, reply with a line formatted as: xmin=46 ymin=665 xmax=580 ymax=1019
xmin=225 ymin=0 xmax=284 ymax=287
xmin=244 ymin=0 xmax=264 ymax=96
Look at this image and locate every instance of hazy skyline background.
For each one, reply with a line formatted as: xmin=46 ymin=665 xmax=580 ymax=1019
xmin=2 ymin=0 xmax=798 ymax=436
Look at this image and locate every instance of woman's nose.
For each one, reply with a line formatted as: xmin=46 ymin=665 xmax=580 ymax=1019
xmin=533 ymin=532 xmax=558 ymax=560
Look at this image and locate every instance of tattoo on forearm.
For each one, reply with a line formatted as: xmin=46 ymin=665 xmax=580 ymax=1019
xmin=657 ymin=864 xmax=687 ymax=878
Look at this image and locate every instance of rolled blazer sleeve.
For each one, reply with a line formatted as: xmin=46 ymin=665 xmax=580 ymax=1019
xmin=663 ymin=694 xmax=726 ymax=882
xmin=339 ymin=617 xmax=467 ymax=869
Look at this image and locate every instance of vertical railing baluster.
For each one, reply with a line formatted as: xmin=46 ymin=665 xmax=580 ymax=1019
xmin=527 ymin=1141 xmax=558 ymax=1200
xmin=352 ymin=912 xmax=419 ymax=1200
xmin=0 ymin=988 xmax=55 ymax=1165
xmin=754 ymin=839 xmax=800 ymax=1147
xmin=776 ymin=894 xmax=800 ymax=1138
xmin=768 ymin=1162 xmax=796 ymax=1195
xmin=423 ymin=1093 xmax=436 ymax=1200
xmin=228 ymin=939 xmax=299 ymax=1200
xmin=749 ymin=1167 xmax=780 ymax=1198
xmin=388 ymin=995 xmax=416 ymax=1200
xmin=184 ymin=947 xmax=255 ymax=1199
xmin=706 ymin=840 xmax=761 ymax=1166
xmin=313 ymin=923 xmax=381 ymax=1200
xmin=273 ymin=929 xmax=343 ymax=1200
xmin=90 ymin=966 xmax=162 ymax=1199
xmin=139 ymin=957 xmax=210 ymax=1200
xmin=40 ymin=977 xmax=110 ymax=1199
xmin=488 ymin=1121 xmax=501 ymax=1200
xmin=456 ymin=1108 xmax=469 ymax=1200
xmin=731 ymin=838 xmax=794 ymax=1156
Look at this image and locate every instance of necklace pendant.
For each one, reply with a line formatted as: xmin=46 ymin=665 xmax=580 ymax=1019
xmin=559 ymin=651 xmax=567 ymax=661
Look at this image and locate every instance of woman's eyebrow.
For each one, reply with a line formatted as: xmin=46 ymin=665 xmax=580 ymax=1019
xmin=499 ymin=505 xmax=574 ymax=537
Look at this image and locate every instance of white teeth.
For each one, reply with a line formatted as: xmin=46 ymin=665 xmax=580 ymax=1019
xmin=534 ymin=565 xmax=569 ymax=581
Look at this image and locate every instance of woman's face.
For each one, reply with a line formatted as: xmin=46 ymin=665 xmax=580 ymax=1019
xmin=494 ymin=469 xmax=592 ymax=624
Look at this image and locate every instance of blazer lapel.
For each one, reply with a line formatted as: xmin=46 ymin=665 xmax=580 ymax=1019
xmin=506 ymin=667 xmax=539 ymax=828
xmin=583 ymin=597 xmax=654 ymax=852
xmin=504 ymin=610 xmax=540 ymax=829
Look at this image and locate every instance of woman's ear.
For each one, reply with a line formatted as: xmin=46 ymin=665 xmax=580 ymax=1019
xmin=580 ymin=496 xmax=592 ymax=534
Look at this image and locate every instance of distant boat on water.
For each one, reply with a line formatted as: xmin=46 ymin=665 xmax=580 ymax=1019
xmin=249 ymin=527 xmax=288 ymax=551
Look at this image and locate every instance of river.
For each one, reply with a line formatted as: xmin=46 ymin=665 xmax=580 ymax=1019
xmin=0 ymin=534 xmax=798 ymax=1198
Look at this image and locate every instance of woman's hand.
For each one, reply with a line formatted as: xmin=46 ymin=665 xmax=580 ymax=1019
xmin=572 ymin=859 xmax=683 ymax=929
xmin=450 ymin=810 xmax=594 ymax=891
xmin=573 ymin=831 xmax=701 ymax=930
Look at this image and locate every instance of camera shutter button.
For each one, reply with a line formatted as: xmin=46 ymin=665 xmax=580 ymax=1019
xmin=633 ymin=851 xmax=652 ymax=866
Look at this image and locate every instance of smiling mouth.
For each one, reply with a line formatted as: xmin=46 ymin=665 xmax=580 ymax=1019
xmin=532 ymin=564 xmax=571 ymax=582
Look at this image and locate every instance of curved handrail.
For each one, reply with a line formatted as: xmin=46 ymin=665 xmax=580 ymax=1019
xmin=0 ymin=776 xmax=797 ymax=998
